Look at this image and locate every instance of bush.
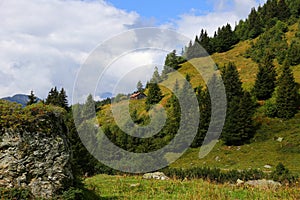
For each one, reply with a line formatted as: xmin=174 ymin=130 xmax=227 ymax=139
xmin=0 ymin=187 xmax=33 ymax=200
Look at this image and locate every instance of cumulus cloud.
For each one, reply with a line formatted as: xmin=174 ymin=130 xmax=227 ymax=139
xmin=0 ymin=0 xmax=266 ymax=102
xmin=0 ymin=0 xmax=138 ymax=99
xmin=175 ymin=0 xmax=261 ymax=38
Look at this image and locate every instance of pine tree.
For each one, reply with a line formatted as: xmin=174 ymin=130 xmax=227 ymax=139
xmin=82 ymin=94 xmax=96 ymax=120
xmin=253 ymin=54 xmax=277 ymax=100
xmin=136 ymin=80 xmax=144 ymax=92
xmin=287 ymin=40 xmax=300 ymax=66
xmin=277 ymin=0 xmax=291 ymax=21
xmin=150 ymin=67 xmax=162 ymax=83
xmin=58 ymin=88 xmax=69 ymax=110
xmin=222 ymin=92 xmax=255 ymax=145
xmin=276 ymin=62 xmax=299 ymax=119
xmin=45 ymin=87 xmax=59 ymax=105
xmin=145 ymin=83 xmax=163 ymax=107
xmin=27 ymin=90 xmax=37 ymax=105
xmin=221 ymin=63 xmax=256 ymax=145
xmin=221 ymin=62 xmax=243 ymax=102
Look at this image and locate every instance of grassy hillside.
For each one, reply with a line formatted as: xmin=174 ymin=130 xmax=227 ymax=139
xmin=95 ymin=22 xmax=300 ymax=174
xmin=84 ymin=174 xmax=300 ymax=199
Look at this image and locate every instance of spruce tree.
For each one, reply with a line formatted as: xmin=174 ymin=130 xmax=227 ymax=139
xmin=221 ymin=63 xmax=256 ymax=145
xmin=150 ymin=67 xmax=162 ymax=83
xmin=27 ymin=90 xmax=38 ymax=105
xmin=145 ymin=83 xmax=163 ymax=107
xmin=82 ymin=94 xmax=96 ymax=120
xmin=253 ymin=54 xmax=277 ymax=100
xmin=276 ymin=62 xmax=299 ymax=119
xmin=221 ymin=62 xmax=243 ymax=102
xmin=223 ymin=92 xmax=255 ymax=145
xmin=136 ymin=80 xmax=144 ymax=92
xmin=45 ymin=87 xmax=59 ymax=106
xmin=58 ymin=88 xmax=69 ymax=110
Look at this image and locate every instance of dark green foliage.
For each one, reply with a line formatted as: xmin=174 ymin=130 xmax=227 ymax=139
xmin=222 ymin=92 xmax=256 ymax=146
xmin=211 ymin=24 xmax=238 ymax=53
xmin=58 ymin=88 xmax=69 ymax=110
xmin=162 ymin=167 xmax=265 ymax=184
xmin=221 ymin=63 xmax=256 ymax=145
xmin=247 ymin=8 xmax=263 ymax=39
xmin=0 ymin=187 xmax=33 ymax=200
xmin=164 ymin=50 xmax=185 ymax=73
xmin=45 ymin=87 xmax=69 ymax=111
xmin=221 ymin=62 xmax=243 ymax=102
xmin=246 ymin=21 xmax=289 ymax=64
xmin=287 ymin=39 xmax=300 ymax=66
xmin=191 ymin=86 xmax=211 ymax=148
xmin=277 ymin=0 xmax=291 ymax=21
xmin=150 ymin=66 xmax=162 ymax=83
xmin=276 ymin=62 xmax=299 ymax=119
xmin=287 ymin=0 xmax=300 ymax=17
xmin=27 ymin=90 xmax=38 ymax=106
xmin=253 ymin=54 xmax=277 ymax=100
xmin=271 ymin=163 xmax=298 ymax=183
xmin=136 ymin=80 xmax=144 ymax=93
xmin=45 ymin=86 xmax=60 ymax=105
xmin=145 ymin=83 xmax=163 ymax=107
xmin=82 ymin=94 xmax=96 ymax=120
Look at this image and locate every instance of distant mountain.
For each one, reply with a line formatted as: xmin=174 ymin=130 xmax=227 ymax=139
xmin=100 ymin=92 xmax=113 ymax=99
xmin=2 ymin=94 xmax=40 ymax=107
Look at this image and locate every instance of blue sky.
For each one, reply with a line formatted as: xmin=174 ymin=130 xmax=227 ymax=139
xmin=106 ymin=0 xmax=215 ymax=24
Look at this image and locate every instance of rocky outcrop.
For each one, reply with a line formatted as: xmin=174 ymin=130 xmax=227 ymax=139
xmin=0 ymin=102 xmax=73 ymax=199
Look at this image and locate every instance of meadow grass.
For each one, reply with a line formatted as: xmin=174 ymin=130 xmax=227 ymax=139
xmin=84 ymin=174 xmax=300 ymax=199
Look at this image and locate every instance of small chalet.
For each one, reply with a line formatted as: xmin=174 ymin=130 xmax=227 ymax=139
xmin=130 ymin=92 xmax=147 ymax=100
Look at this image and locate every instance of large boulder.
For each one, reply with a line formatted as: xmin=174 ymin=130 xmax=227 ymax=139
xmin=0 ymin=102 xmax=73 ymax=198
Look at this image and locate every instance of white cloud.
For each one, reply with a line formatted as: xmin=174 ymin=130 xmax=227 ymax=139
xmin=0 ymin=0 xmax=138 ymax=99
xmin=174 ymin=0 xmax=260 ymax=38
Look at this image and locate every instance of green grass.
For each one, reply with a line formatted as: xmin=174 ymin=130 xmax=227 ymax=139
xmin=170 ymin=113 xmax=300 ymax=174
xmin=84 ymin=174 xmax=300 ymax=200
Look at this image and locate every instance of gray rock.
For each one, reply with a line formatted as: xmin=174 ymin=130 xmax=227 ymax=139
xmin=277 ymin=137 xmax=283 ymax=142
xmin=142 ymin=172 xmax=169 ymax=180
xmin=0 ymin=120 xmax=73 ymax=198
xmin=264 ymin=165 xmax=272 ymax=169
xmin=245 ymin=179 xmax=281 ymax=189
xmin=236 ymin=179 xmax=244 ymax=186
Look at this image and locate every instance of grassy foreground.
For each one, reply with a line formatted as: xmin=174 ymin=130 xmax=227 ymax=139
xmin=84 ymin=174 xmax=300 ymax=200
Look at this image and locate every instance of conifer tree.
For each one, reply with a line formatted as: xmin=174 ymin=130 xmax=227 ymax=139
xmin=136 ymin=80 xmax=144 ymax=92
xmin=58 ymin=88 xmax=69 ymax=110
xmin=45 ymin=87 xmax=59 ymax=105
xmin=253 ymin=54 xmax=277 ymax=100
xmin=82 ymin=94 xmax=96 ymax=120
xmin=150 ymin=67 xmax=162 ymax=83
xmin=221 ymin=62 xmax=243 ymax=102
xmin=222 ymin=92 xmax=255 ymax=145
xmin=221 ymin=63 xmax=256 ymax=145
xmin=276 ymin=62 xmax=299 ymax=119
xmin=146 ymin=83 xmax=163 ymax=108
xmin=27 ymin=90 xmax=38 ymax=105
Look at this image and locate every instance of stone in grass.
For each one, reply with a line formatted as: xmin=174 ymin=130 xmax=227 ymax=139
xmin=142 ymin=172 xmax=169 ymax=180
xmin=264 ymin=165 xmax=272 ymax=169
xmin=245 ymin=179 xmax=281 ymax=189
xmin=236 ymin=179 xmax=244 ymax=186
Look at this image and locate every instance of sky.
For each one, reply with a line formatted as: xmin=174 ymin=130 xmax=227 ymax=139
xmin=0 ymin=0 xmax=266 ymax=102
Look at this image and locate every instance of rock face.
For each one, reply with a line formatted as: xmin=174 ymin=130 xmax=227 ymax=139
xmin=0 ymin=102 xmax=73 ymax=199
xmin=142 ymin=172 xmax=169 ymax=180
